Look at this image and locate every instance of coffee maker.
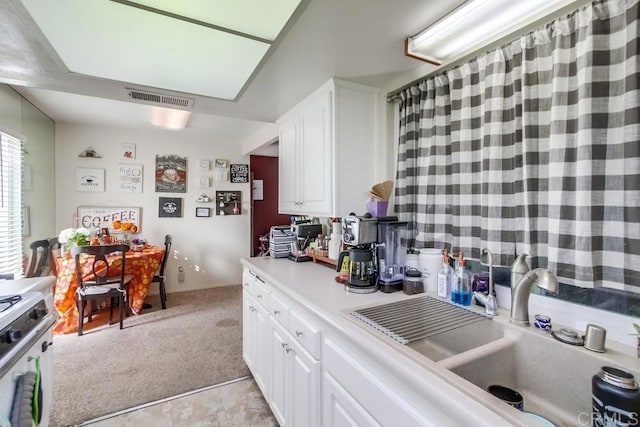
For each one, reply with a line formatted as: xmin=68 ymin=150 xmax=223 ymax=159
xmin=337 ymin=215 xmax=378 ymax=293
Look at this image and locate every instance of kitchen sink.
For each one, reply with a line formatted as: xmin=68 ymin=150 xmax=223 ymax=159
xmin=348 ymin=296 xmax=640 ymax=426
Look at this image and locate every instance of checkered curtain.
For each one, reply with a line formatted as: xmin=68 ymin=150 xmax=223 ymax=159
xmin=395 ymin=0 xmax=639 ymax=290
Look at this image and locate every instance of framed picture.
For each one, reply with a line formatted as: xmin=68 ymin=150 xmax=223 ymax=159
xmin=215 ymin=159 xmax=228 ymax=169
xmin=118 ymin=164 xmax=143 ymax=193
xmin=195 ymin=207 xmax=211 ymax=217
xmin=230 ymin=164 xmax=249 ymax=183
xmin=215 ymin=169 xmax=229 ymax=182
xmin=158 ymin=197 xmax=183 ymax=218
xmin=198 ymin=160 xmax=210 ymax=172
xmin=121 ymin=143 xmax=136 ymax=160
xmin=76 ymin=168 xmax=105 ymax=192
xmin=199 ymin=176 xmax=210 ymax=189
xmin=155 ymin=155 xmax=187 ymax=193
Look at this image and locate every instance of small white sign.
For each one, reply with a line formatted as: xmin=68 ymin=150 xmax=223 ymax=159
xmin=199 ymin=176 xmax=210 ymax=188
xmin=118 ymin=164 xmax=143 ymax=193
xmin=215 ymin=169 xmax=229 ymax=182
xmin=121 ymin=143 xmax=136 ymax=160
xmin=199 ymin=160 xmax=210 ymax=172
xmin=76 ymin=168 xmax=105 ymax=192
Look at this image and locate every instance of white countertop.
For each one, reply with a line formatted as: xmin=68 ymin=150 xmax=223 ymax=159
xmin=241 ymin=256 xmax=542 ymax=427
xmin=0 ymin=276 xmax=55 ymax=296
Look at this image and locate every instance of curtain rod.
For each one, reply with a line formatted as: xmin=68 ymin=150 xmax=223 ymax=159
xmin=386 ymin=0 xmax=593 ymax=103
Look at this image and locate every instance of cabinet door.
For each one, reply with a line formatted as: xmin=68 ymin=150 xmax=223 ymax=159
xmin=289 ymin=338 xmax=321 ymax=427
xmin=278 ymin=119 xmax=299 ymax=213
xmin=323 ymin=371 xmax=381 ymax=427
xmin=254 ymin=302 xmax=270 ymax=399
xmin=269 ymin=318 xmax=290 ymax=426
xmin=242 ymin=292 xmax=256 ymax=372
xmin=298 ymin=90 xmax=332 ymax=215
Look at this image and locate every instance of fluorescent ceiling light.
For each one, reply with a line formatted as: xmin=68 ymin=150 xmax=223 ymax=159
xmin=406 ymin=0 xmax=573 ymax=65
xmin=20 ymin=0 xmax=301 ymax=100
xmin=150 ymin=107 xmax=191 ymax=130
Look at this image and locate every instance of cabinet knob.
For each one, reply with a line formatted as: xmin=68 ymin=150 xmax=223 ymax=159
xmin=273 ymin=310 xmax=280 ymax=315
xmin=257 ymin=294 xmax=262 ymax=300
xmin=296 ymin=331 xmax=303 ymax=337
xmin=285 ymin=346 xmax=292 ymax=354
xmin=282 ymin=343 xmax=290 ymax=352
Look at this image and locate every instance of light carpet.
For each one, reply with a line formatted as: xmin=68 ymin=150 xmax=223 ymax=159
xmin=50 ymin=285 xmax=249 ymax=427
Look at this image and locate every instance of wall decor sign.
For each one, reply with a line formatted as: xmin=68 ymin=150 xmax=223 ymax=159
xmin=75 ymin=168 xmax=105 ymax=192
xmin=199 ymin=160 xmax=210 ymax=172
xmin=215 ymin=169 xmax=229 ymax=182
xmin=21 ymin=207 xmax=30 ymax=237
xmin=78 ymin=147 xmax=102 ymax=158
xmin=158 ymin=197 xmax=183 ymax=218
xmin=230 ymin=163 xmax=249 ymax=183
xmin=252 ymin=179 xmax=264 ymax=201
xmin=215 ymin=159 xmax=228 ymax=168
xmin=155 ymin=155 xmax=187 ymax=193
xmin=76 ymin=206 xmax=141 ymax=231
xmin=195 ymin=207 xmax=211 ymax=217
xmin=118 ymin=163 xmax=143 ymax=193
xmin=216 ymin=190 xmax=242 ymax=215
xmin=121 ymin=143 xmax=136 ymax=160
xmin=199 ymin=176 xmax=210 ymax=189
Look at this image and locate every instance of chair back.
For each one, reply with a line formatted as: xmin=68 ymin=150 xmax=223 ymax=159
xmin=48 ymin=237 xmax=61 ymax=276
xmin=71 ymin=244 xmax=130 ymax=289
xmin=159 ymin=235 xmax=172 ymax=276
xmin=26 ymin=239 xmax=50 ymax=278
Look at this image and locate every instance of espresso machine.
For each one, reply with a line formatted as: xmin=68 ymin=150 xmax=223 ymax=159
xmin=337 ymin=215 xmax=378 ymax=293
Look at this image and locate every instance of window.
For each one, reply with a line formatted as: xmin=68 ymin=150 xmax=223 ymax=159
xmin=0 ymin=131 xmax=23 ymax=276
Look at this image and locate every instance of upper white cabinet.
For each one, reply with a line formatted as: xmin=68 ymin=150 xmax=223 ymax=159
xmin=278 ymin=78 xmax=378 ymax=217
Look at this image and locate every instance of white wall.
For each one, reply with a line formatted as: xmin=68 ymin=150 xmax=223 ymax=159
xmin=55 ymin=123 xmax=250 ymax=292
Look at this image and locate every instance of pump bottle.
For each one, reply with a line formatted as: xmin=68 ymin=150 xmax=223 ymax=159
xmin=436 ymin=249 xmax=453 ymax=299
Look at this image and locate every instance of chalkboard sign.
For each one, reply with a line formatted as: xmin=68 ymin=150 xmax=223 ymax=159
xmin=230 ymin=164 xmax=249 ymax=183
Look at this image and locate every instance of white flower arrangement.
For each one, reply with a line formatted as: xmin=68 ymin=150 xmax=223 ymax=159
xmin=58 ymin=227 xmax=91 ymax=248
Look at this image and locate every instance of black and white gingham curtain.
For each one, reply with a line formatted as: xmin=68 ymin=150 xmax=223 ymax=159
xmin=395 ymin=0 xmax=639 ymax=290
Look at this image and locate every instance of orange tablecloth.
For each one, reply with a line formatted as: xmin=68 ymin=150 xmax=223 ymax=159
xmin=53 ymin=246 xmax=164 ymax=334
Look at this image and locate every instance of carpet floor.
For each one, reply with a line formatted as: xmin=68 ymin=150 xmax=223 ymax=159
xmin=50 ymin=285 xmax=249 ymax=427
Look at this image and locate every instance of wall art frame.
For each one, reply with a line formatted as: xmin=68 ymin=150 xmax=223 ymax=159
xmin=158 ymin=197 xmax=183 ymax=218
xmin=155 ymin=155 xmax=187 ymax=193
xmin=118 ymin=163 xmax=143 ymax=193
xmin=195 ymin=207 xmax=211 ymax=217
xmin=75 ymin=168 xmax=105 ymax=192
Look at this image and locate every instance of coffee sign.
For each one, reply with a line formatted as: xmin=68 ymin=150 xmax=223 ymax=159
xmin=230 ymin=163 xmax=249 ymax=183
xmin=77 ymin=206 xmax=141 ymax=231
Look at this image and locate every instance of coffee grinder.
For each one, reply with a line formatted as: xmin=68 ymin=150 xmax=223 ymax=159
xmin=337 ymin=215 xmax=378 ymax=293
xmin=377 ymin=220 xmax=408 ymax=293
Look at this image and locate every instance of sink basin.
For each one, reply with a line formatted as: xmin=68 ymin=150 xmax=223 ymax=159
xmin=448 ymin=326 xmax=640 ymax=426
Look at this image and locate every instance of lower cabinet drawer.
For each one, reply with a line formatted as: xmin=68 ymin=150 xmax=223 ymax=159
xmin=270 ymin=291 xmax=290 ymax=328
xmin=289 ymin=309 xmax=322 ymax=360
xmin=254 ymin=277 xmax=271 ymax=311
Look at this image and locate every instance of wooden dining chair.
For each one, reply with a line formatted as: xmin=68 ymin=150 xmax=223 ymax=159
xmin=47 ymin=237 xmax=61 ymax=277
xmin=25 ymin=239 xmax=50 ymax=278
xmin=151 ymin=235 xmax=172 ymax=309
xmin=72 ymin=244 xmax=133 ymax=336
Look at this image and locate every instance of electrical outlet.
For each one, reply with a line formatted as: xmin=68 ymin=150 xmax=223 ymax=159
xmin=178 ymin=266 xmax=185 ymax=283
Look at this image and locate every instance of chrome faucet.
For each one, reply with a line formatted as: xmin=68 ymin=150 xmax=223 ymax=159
xmin=510 ymin=268 xmax=559 ymax=326
xmin=473 ymin=248 xmax=498 ymax=316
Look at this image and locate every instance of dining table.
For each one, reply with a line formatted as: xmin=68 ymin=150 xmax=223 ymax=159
xmin=53 ymin=245 xmax=165 ymax=334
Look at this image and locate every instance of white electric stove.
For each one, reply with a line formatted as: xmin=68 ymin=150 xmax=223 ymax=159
xmin=0 ymin=291 xmax=55 ymax=427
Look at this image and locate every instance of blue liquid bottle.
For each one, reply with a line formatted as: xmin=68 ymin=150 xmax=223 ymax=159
xmin=452 ymin=251 xmax=472 ymax=306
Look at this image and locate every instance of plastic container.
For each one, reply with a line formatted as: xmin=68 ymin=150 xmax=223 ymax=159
xmin=405 ymin=253 xmax=419 ymax=270
xmin=436 ymin=249 xmax=453 ymax=299
xmin=366 ymin=201 xmax=388 ymax=217
xmin=403 ymin=268 xmax=424 ymax=295
xmin=419 ymin=248 xmax=442 ymax=294
xmin=452 ymin=252 xmax=472 ymax=306
xmin=592 ymin=366 xmax=640 ymax=426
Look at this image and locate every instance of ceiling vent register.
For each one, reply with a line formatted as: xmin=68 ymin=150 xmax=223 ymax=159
xmin=125 ymin=88 xmax=194 ymax=109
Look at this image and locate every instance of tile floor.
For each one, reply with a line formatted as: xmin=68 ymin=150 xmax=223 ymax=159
xmin=81 ymin=377 xmax=278 ymax=427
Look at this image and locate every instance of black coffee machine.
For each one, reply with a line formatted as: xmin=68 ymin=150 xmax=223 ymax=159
xmin=336 ymin=215 xmax=378 ymax=293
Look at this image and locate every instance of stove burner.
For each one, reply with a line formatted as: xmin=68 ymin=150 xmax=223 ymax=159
xmin=0 ymin=295 xmax=22 ymax=313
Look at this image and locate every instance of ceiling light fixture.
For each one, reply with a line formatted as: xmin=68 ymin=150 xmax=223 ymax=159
xmin=405 ymin=0 xmax=572 ymax=65
xmin=150 ymin=107 xmax=192 ymax=130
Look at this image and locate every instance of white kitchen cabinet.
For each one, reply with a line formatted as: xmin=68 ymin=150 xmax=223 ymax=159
xmin=278 ymin=78 xmax=378 ymax=217
xmin=323 ymin=338 xmax=437 ymax=427
xmin=242 ymin=271 xmax=270 ymax=399
xmin=269 ymin=316 xmax=321 ymax=427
